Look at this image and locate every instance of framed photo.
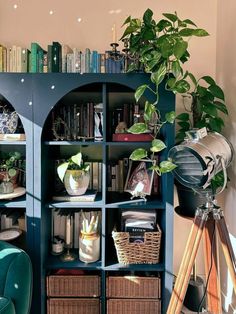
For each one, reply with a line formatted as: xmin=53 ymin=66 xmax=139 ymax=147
xmin=124 ymin=160 xmax=154 ymax=198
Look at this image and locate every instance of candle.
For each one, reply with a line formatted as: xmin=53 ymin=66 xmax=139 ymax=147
xmin=66 ymin=215 xmax=71 ymax=245
xmin=112 ymin=24 xmax=117 ymax=43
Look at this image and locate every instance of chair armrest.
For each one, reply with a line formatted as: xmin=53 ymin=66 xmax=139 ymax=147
xmin=0 ymin=296 xmax=15 ymax=314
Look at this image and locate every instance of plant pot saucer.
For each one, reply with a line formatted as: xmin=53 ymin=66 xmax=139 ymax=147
xmin=0 ymin=186 xmax=26 ymax=200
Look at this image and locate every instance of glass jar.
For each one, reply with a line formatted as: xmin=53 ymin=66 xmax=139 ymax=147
xmin=79 ymin=231 xmax=100 ymax=263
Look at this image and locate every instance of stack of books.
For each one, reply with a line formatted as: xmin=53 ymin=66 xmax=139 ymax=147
xmin=121 ymin=209 xmax=157 ymax=243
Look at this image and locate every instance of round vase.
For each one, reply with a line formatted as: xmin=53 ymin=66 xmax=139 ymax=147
xmin=64 ymin=170 xmax=90 ymax=196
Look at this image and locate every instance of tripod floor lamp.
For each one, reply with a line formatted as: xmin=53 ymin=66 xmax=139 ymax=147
xmin=167 ymin=128 xmax=236 ymax=314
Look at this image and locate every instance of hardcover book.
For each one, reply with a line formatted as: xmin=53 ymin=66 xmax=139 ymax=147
xmin=52 ymin=190 xmax=97 ymax=202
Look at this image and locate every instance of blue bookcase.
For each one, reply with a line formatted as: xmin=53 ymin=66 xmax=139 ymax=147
xmin=0 ymin=73 xmax=175 ymax=314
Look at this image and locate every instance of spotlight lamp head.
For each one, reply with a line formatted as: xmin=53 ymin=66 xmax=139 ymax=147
xmin=168 ymin=128 xmax=234 ymax=190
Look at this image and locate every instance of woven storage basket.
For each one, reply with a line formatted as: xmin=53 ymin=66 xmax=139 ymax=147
xmin=107 ymin=298 xmax=161 ymax=314
xmin=112 ymin=225 xmax=161 ymax=264
xmin=47 ymin=298 xmax=100 ymax=314
xmin=46 ymin=275 xmax=100 ymax=297
xmin=106 ymin=276 xmax=161 ymax=298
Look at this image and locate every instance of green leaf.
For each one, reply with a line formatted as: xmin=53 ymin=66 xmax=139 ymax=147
xmin=201 ymin=76 xmax=216 ymax=86
xmin=208 ymin=117 xmax=223 ymax=132
xmin=182 ymin=19 xmax=197 ymax=27
xmin=142 ymin=28 xmax=156 ymax=40
xmin=175 ymin=131 xmax=186 ymax=142
xmin=165 ymin=111 xmax=176 ymax=123
xmin=144 ymin=101 xmax=156 ymax=122
xmin=156 ymin=19 xmax=172 ymax=32
xmin=151 ymin=63 xmax=167 ymax=85
xmin=159 ymin=38 xmax=173 ymax=58
xmin=8 ymin=168 xmax=16 ymax=177
xmin=166 ymin=77 xmax=176 ymax=89
xmin=150 ymin=139 xmax=166 ymax=152
xmin=173 ymin=40 xmax=188 ymax=59
xmin=120 ymin=25 xmax=138 ymax=40
xmin=134 ymin=84 xmax=148 ymax=102
xmin=176 ymin=113 xmax=190 ymax=121
xmin=214 ymin=101 xmax=228 ymax=115
xmin=197 ymin=85 xmax=207 ymax=97
xmin=203 ymin=103 xmax=218 ymax=116
xmin=162 ymin=13 xmax=178 ymax=22
xmin=129 ymin=148 xmax=148 ymax=160
xmin=193 ymin=29 xmax=209 ymax=37
xmin=187 ymin=72 xmax=197 ymax=87
xmin=174 ymin=79 xmax=190 ymax=93
xmin=208 ymin=84 xmax=225 ymax=100
xmin=178 ymin=121 xmax=190 ymax=130
xmin=71 ymin=152 xmax=82 ymax=166
xmin=171 ymin=60 xmax=182 ymax=77
xmin=57 ymin=162 xmax=69 ymax=182
xmin=160 ymin=160 xmax=177 ymax=173
xmin=143 ymin=8 xmax=153 ymax=25
xmin=122 ymin=15 xmax=131 ymax=27
xmin=128 ymin=123 xmax=148 ymax=134
xmin=179 ymin=28 xmax=195 ymax=36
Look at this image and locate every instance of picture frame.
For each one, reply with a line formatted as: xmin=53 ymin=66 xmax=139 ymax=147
xmin=124 ymin=160 xmax=155 ymax=199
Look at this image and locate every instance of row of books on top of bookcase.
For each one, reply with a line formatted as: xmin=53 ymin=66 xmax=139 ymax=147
xmin=0 ymin=42 xmax=125 ymax=73
xmin=48 ymin=102 xmax=103 ymax=141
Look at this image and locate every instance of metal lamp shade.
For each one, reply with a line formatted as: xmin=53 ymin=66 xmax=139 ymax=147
xmin=169 ymin=132 xmax=233 ymax=189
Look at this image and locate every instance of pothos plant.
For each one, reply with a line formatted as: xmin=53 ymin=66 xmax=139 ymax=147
xmin=175 ymin=73 xmax=228 ymax=193
xmin=57 ymin=152 xmax=90 ymax=183
xmin=120 ymin=8 xmax=209 ymax=175
xmin=0 ymin=151 xmax=22 ymax=180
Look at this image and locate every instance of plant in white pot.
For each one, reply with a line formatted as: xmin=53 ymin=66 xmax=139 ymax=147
xmin=57 ymin=152 xmax=90 ymax=196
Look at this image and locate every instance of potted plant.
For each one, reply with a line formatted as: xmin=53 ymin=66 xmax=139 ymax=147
xmin=174 ymin=74 xmax=228 ymax=217
xmin=57 ymin=152 xmax=90 ymax=196
xmin=0 ymin=151 xmax=23 ymax=194
xmin=120 ymin=9 xmax=209 ymax=181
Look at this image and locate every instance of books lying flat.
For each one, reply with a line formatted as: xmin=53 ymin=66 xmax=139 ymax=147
xmin=112 ymin=133 xmax=153 ymax=142
xmin=0 ymin=133 xmax=26 ymax=141
xmin=52 ymin=190 xmax=97 ymax=202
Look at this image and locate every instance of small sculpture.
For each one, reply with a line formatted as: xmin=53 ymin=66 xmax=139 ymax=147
xmin=115 ymin=121 xmax=127 ymax=133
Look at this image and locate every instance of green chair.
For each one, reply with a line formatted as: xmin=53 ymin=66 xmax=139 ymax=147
xmin=0 ymin=241 xmax=32 ymax=314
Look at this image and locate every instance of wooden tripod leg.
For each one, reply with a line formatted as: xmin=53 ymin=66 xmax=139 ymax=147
xmin=167 ymin=215 xmax=206 ymax=314
xmin=216 ymin=215 xmax=236 ymax=295
xmin=203 ymin=214 xmax=222 ymax=313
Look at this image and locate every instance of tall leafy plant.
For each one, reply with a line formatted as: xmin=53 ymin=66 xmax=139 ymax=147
xmin=120 ymin=9 xmax=209 ymax=174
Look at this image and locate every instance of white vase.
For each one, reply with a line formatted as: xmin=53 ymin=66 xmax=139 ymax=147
xmin=64 ymin=170 xmax=90 ymax=195
xmin=79 ymin=232 xmax=100 ymax=263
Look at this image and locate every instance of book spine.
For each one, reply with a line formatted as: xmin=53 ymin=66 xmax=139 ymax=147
xmin=47 ymin=45 xmax=52 ymax=72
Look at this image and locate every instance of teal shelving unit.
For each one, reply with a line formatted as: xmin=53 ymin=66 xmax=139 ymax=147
xmin=0 ymin=73 xmax=175 ymax=314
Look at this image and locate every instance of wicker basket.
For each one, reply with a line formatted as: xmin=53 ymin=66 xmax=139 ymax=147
xmin=112 ymin=225 xmax=161 ymax=264
xmin=46 ymin=275 xmax=100 ymax=297
xmin=107 ymin=298 xmax=161 ymax=314
xmin=106 ymin=276 xmax=161 ymax=299
xmin=47 ymin=298 xmax=100 ymax=314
